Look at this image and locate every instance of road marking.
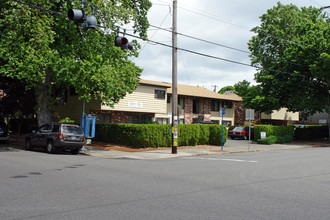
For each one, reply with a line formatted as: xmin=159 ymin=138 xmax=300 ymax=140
xmin=188 ymin=158 xmax=258 ymax=163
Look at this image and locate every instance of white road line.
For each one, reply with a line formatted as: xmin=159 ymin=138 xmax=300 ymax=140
xmin=189 ymin=158 xmax=258 ymax=163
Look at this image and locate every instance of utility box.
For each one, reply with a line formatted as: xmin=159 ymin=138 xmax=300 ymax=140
xmin=80 ymin=116 xmax=96 ymax=138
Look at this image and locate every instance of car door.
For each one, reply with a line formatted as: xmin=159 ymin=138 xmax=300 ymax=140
xmin=35 ymin=124 xmax=52 ymax=146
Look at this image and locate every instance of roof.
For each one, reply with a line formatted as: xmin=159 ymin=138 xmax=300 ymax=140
xmin=138 ymin=79 xmax=171 ymax=88
xmin=139 ymin=79 xmax=242 ymax=101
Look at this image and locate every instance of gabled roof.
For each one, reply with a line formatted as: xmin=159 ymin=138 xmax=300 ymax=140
xmin=139 ymin=79 xmax=242 ymax=101
xmin=139 ymin=79 xmax=171 ymax=88
xmin=167 ymin=84 xmax=242 ymax=101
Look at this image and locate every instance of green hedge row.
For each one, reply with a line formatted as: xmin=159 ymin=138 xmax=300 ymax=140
xmin=257 ymin=135 xmax=293 ymax=145
xmin=294 ymin=125 xmax=328 ymax=140
xmin=95 ymin=124 xmax=227 ymax=148
xmin=254 ymin=125 xmax=295 ymax=140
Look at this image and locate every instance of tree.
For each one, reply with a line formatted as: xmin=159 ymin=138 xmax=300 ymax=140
xmin=248 ymin=3 xmax=329 ymax=116
xmin=0 ymin=0 xmax=152 ymax=126
xmin=0 ymin=77 xmax=36 ymax=119
xmin=234 ymin=80 xmax=279 ymax=114
xmin=218 ymin=86 xmax=234 ymax=94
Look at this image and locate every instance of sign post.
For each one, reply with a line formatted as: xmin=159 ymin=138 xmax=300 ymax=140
xmin=220 ymin=108 xmax=225 ymax=151
xmin=245 ymin=109 xmax=254 ymax=150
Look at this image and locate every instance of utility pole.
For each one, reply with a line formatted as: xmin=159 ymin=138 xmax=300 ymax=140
xmin=211 ymin=85 xmax=218 ymax=92
xmin=172 ymin=0 xmax=178 ymax=154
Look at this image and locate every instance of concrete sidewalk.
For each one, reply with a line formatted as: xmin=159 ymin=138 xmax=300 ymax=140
xmin=81 ymin=141 xmax=330 ymax=160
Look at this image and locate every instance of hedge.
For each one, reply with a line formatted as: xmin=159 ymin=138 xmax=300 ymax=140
xmin=257 ymin=135 xmax=293 ymax=145
xmin=254 ymin=125 xmax=295 ymax=140
xmin=294 ymin=125 xmax=328 ymax=140
xmin=95 ymin=124 xmax=227 ymax=148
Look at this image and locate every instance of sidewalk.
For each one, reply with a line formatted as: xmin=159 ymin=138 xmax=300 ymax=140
xmin=81 ymin=141 xmax=330 ymax=160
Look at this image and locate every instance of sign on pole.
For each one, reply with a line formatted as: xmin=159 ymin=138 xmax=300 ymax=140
xmin=245 ymin=109 xmax=254 ymax=120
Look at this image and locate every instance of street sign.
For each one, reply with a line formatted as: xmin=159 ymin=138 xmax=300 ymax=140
xmin=219 ymin=108 xmax=226 ymax=117
xmin=245 ymin=109 xmax=254 ymax=120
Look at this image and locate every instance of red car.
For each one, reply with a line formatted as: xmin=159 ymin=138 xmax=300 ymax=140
xmin=228 ymin=126 xmax=254 ymax=140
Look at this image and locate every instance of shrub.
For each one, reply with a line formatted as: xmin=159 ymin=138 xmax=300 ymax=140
xmin=95 ymin=124 xmax=227 ymax=148
xmin=294 ymin=125 xmax=328 ymax=140
xmin=254 ymin=125 xmax=295 ymax=140
xmin=257 ymin=135 xmax=293 ymax=145
xmin=283 ymin=135 xmax=293 ymax=143
xmin=257 ymin=135 xmax=278 ymax=145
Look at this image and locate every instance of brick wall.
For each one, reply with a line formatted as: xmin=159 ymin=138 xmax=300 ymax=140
xmin=203 ymin=99 xmax=211 ymax=121
xmin=184 ymin=97 xmax=193 ymax=124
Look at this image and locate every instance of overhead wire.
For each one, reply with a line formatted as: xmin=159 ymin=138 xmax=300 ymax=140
xmin=8 ymin=0 xmax=314 ymax=78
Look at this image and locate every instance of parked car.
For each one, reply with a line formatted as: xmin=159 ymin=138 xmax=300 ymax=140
xmin=228 ymin=126 xmax=254 ymax=140
xmin=0 ymin=122 xmax=9 ymax=143
xmin=25 ymin=123 xmax=85 ymax=154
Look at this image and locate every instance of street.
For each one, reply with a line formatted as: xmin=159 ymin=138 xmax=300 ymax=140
xmin=1 ymin=144 xmax=330 ymax=219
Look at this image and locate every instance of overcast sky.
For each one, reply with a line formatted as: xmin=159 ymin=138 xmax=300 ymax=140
xmin=131 ymin=0 xmax=329 ymax=92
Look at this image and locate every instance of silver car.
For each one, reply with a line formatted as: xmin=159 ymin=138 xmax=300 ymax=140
xmin=25 ymin=123 xmax=85 ymax=154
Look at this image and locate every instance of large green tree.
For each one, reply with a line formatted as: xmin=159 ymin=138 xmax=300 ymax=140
xmin=0 ymin=0 xmax=151 ymax=126
xmin=247 ymin=3 xmax=329 ymax=116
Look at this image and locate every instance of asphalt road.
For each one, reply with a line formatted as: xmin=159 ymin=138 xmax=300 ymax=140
xmin=1 ymin=144 xmax=330 ymax=220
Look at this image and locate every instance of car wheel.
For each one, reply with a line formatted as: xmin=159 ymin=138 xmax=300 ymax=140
xmin=46 ymin=141 xmax=56 ymax=154
xmin=25 ymin=139 xmax=33 ymax=150
xmin=231 ymin=137 xmax=235 ymax=140
xmin=70 ymin=147 xmax=81 ymax=155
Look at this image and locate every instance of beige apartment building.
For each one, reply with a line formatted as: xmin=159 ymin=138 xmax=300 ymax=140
xmin=54 ymin=78 xmax=298 ymax=126
xmin=55 ymin=79 xmax=241 ymax=125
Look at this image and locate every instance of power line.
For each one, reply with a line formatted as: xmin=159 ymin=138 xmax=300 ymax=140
xmin=8 ymin=0 xmax=313 ymax=78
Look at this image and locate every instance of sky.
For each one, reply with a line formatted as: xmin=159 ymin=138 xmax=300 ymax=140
xmin=130 ymin=0 xmax=329 ymax=92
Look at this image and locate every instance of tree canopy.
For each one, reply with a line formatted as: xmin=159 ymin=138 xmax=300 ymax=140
xmin=247 ymin=3 xmax=329 ymax=116
xmin=0 ymin=0 xmax=152 ymax=125
xmin=218 ymin=86 xmax=234 ymax=94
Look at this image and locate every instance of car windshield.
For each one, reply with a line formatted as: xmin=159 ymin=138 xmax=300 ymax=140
xmin=62 ymin=125 xmax=84 ymax=134
xmin=233 ymin=127 xmax=244 ymax=131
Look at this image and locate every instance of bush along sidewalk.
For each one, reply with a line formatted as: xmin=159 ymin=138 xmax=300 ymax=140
xmin=95 ymin=123 xmax=227 ymax=148
xmin=257 ymin=135 xmax=293 ymax=145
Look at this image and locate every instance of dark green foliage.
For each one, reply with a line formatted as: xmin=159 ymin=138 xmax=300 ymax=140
xmin=178 ymin=124 xmax=200 ymax=146
xmin=257 ymin=135 xmax=292 ymax=145
xmin=95 ymin=124 xmax=227 ymax=148
xmin=254 ymin=125 xmax=295 ymax=140
xmin=248 ymin=3 xmax=330 ymax=116
xmin=283 ymin=135 xmax=293 ymax=143
xmin=294 ymin=125 xmax=328 ymax=140
xmin=257 ymin=135 xmax=278 ymax=145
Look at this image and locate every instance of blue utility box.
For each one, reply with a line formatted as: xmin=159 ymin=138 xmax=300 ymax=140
xmin=80 ymin=116 xmax=96 ymax=138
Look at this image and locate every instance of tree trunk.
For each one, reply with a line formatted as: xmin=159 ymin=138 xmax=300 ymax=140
xmin=36 ymin=69 xmax=53 ymax=127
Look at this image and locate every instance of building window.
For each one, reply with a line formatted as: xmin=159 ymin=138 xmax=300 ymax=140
xmin=157 ymin=118 xmax=169 ymax=124
xmin=211 ymin=100 xmax=220 ymax=111
xmin=128 ymin=115 xmax=152 ymax=124
xmin=99 ymin=114 xmax=111 ymax=123
xmin=178 ymin=97 xmax=185 ymax=109
xmin=193 ymin=99 xmax=203 ymax=114
xmin=128 ymin=115 xmax=139 ymax=124
xmin=155 ymin=90 xmax=166 ymax=99
xmin=222 ymin=101 xmax=232 ymax=109
xmin=222 ymin=120 xmax=232 ymax=127
xmin=167 ymin=94 xmax=171 ymax=103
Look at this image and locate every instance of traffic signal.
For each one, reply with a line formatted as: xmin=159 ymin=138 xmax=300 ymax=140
xmin=115 ymin=36 xmax=133 ymax=50
xmin=68 ymin=9 xmax=97 ymax=30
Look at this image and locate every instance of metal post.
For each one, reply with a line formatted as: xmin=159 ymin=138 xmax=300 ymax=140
xmin=171 ymin=0 xmax=178 ymax=154
xmin=221 ymin=110 xmax=224 ymax=151
xmin=248 ymin=109 xmax=251 ymax=150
